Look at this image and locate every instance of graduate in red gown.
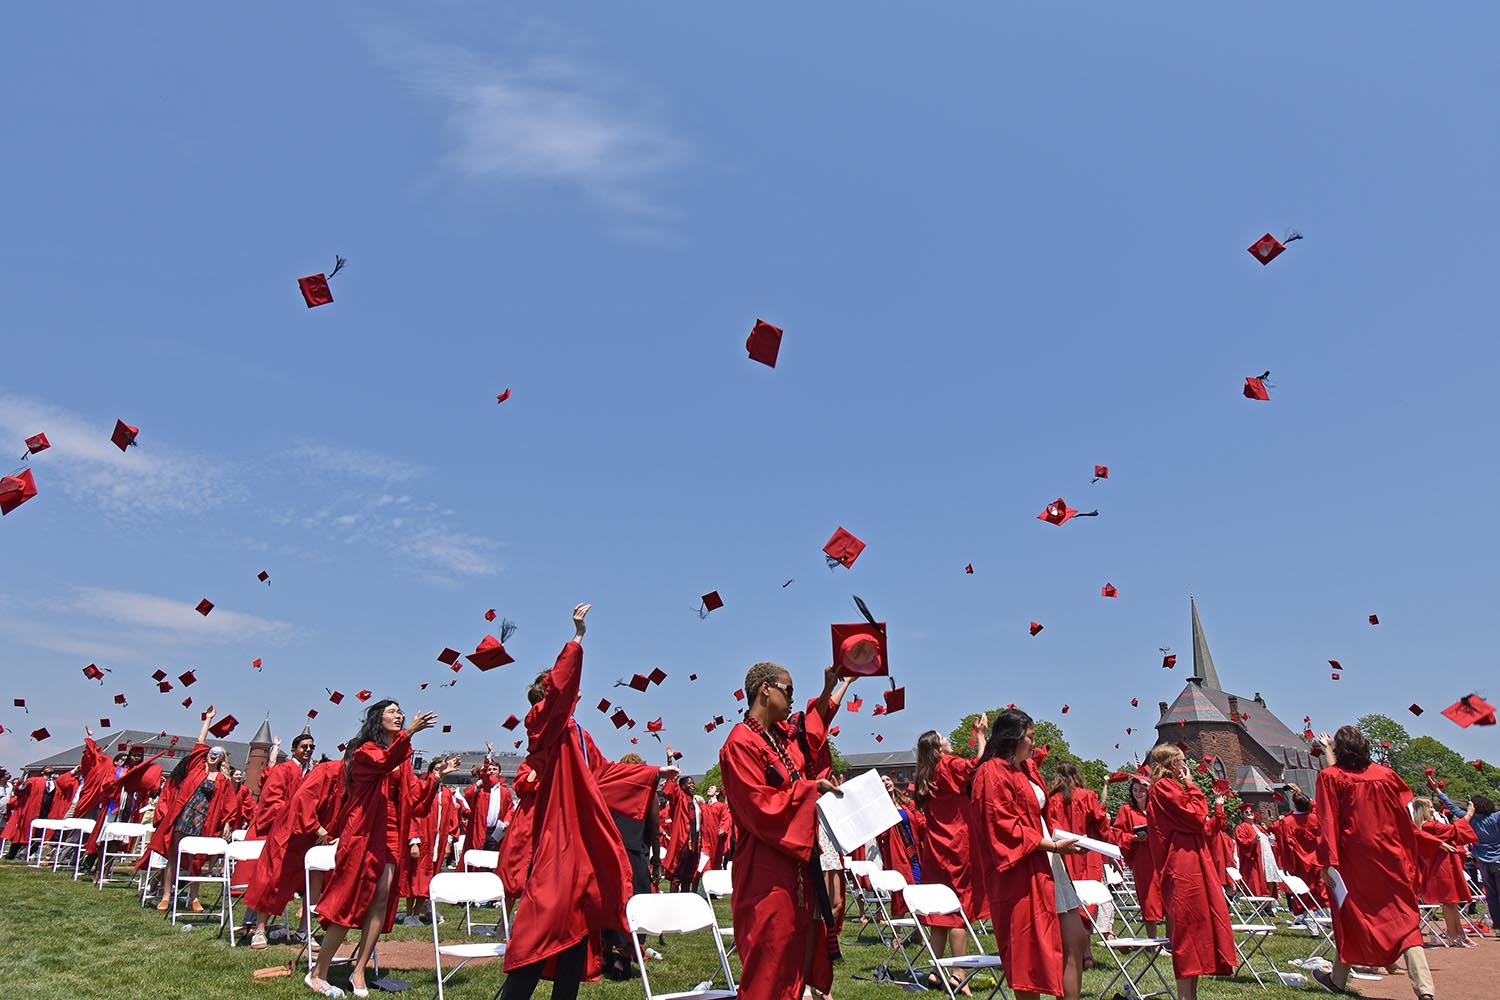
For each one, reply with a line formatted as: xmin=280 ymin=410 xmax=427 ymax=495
xmin=1145 ymin=744 xmax=1234 ymax=1000
xmin=1412 ymin=797 xmax=1478 ymax=946
xmin=969 ymin=709 xmax=1089 ymax=1000
xmin=875 ymin=774 xmax=925 ymax=917
xmin=1275 ymin=790 xmax=1326 ymax=913
xmin=243 ymin=757 xmax=347 ymax=950
xmin=1313 ymin=726 xmax=1437 ymax=999
xmin=1111 ymin=778 xmax=1161 ymax=935
xmin=1045 ymin=762 xmax=1110 ymax=884
xmin=500 ymin=603 xmax=668 ymax=1000
xmin=719 ymin=660 xmax=844 ymax=1000
xmin=1232 ymin=808 xmax=1272 ymax=895
xmin=702 ymin=784 xmax=732 ymax=870
xmin=662 ymin=773 xmax=705 ymax=891
xmin=913 ymin=719 xmax=986 ymax=979
xmin=78 ymin=740 xmax=170 ymax=862
xmin=250 ymin=732 xmax=314 ymax=838
xmin=306 ymin=702 xmax=455 ymax=997
xmin=402 ymin=757 xmax=464 ymax=922
xmin=497 ymin=761 xmax=539 ymax=902
xmin=142 ymin=709 xmax=240 ymax=911
xmin=2 ymin=771 xmax=44 ymax=858
xmin=460 ymin=749 xmax=515 ymax=858
xmin=1203 ymin=798 xmax=1234 ymax=889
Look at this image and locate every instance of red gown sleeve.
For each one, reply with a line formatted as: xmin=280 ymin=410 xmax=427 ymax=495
xmin=976 ymin=763 xmax=1043 ymax=870
xmin=350 ymin=730 xmax=413 ymax=782
xmin=719 ymin=728 xmax=820 ymax=861
xmin=1314 ymin=769 xmax=1342 ymax=869
xmin=1156 ymin=778 xmax=1209 ymax=833
xmin=524 ymin=641 xmax=582 ymax=752
xmin=405 ymin=768 xmax=440 ymax=818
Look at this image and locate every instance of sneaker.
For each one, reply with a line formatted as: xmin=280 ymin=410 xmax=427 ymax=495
xmin=251 ymin=931 xmax=268 ymax=950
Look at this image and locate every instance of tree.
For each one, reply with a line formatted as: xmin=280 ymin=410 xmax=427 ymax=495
xmin=1356 ymin=713 xmax=1411 ymax=767
xmin=946 ymin=709 xmax=1110 ymax=794
xmin=1352 ymin=713 xmax=1499 ymax=804
xmin=702 ymin=762 xmax=721 ymax=789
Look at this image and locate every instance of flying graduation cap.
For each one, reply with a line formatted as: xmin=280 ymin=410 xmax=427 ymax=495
xmin=208 ymin=715 xmax=238 ymax=738
xmin=832 ymin=595 xmax=889 ymax=677
xmin=610 ymin=708 xmax=629 ymax=730
xmin=181 ymin=696 xmax=193 ymax=708
xmin=297 ymin=255 xmax=346 ymax=308
xmin=495 ymin=390 xmax=511 ymax=404
xmin=823 ymin=527 xmax=866 ymax=569
xmin=1038 ymin=498 xmax=1098 ymax=525
xmin=502 ymin=714 xmax=520 ymax=730
xmin=31 ymin=727 xmax=50 ymax=741
xmin=0 ymin=469 xmax=38 ymax=515
xmin=178 ymin=670 xmax=197 ymax=687
xmin=467 ymin=620 xmax=518 ymax=671
xmin=1029 ymin=621 xmax=1044 ymax=636
xmin=883 ymin=681 xmax=905 ymax=715
xmin=1442 ymin=694 xmax=1496 ymax=728
xmin=22 ymin=433 xmax=49 ymax=459
xmin=257 ymin=571 xmax=270 ymax=585
xmin=1092 ymin=465 xmax=1108 ymax=482
xmin=964 ymin=564 xmax=974 ymax=574
xmin=620 ymin=674 xmax=650 ymax=692
xmin=82 ymin=663 xmax=107 ymax=683
xmin=111 ymin=420 xmax=139 ymax=452
xmin=1243 ymin=372 xmax=1272 ymax=401
xmin=1368 ymin=614 xmax=1379 ymax=625
xmin=648 ymin=667 xmax=667 ymax=686
xmin=1162 ymin=653 xmax=1177 ymax=669
xmin=745 ymin=319 xmax=783 ymax=368
xmin=485 ymin=609 xmax=497 ymax=622
xmin=1101 ymin=583 xmax=1118 ymax=598
xmin=1247 ymin=230 xmax=1302 ymax=265
xmin=848 ymin=695 xmax=863 ymax=713
xmin=697 ymin=591 xmax=724 ymax=619
xmin=195 ymin=599 xmax=214 ymax=616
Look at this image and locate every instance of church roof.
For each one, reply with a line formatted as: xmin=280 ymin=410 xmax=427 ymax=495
xmin=1234 ymin=765 xmax=1278 ymax=796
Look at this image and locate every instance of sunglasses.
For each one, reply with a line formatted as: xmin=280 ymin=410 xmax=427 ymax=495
xmin=769 ymin=681 xmax=794 ymax=699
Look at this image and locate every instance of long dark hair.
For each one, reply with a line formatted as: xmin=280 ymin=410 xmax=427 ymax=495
xmin=1048 ymin=760 xmax=1080 ymax=804
xmin=167 ymin=746 xmax=221 ymax=787
xmin=913 ymin=731 xmax=946 ymax=806
xmin=343 ymin=699 xmax=399 ymax=789
xmin=1331 ymin=725 xmax=1371 ymax=771
xmin=967 ymin=709 xmax=1033 ymax=795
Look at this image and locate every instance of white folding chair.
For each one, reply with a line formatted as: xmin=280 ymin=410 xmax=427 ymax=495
xmin=303 ymin=844 xmax=379 ymax=976
xmin=864 ymin=868 xmax=925 ymax=986
xmin=699 ymin=868 xmax=737 ymax=954
xmin=1225 ymin=866 xmax=1277 ymax=922
xmin=27 ymin=818 xmax=66 ymax=866
xmin=223 ymin=839 xmax=264 ymax=946
xmin=625 ymin=893 xmax=737 ymax=1000
xmin=1222 ymin=894 xmax=1278 ymax=990
xmin=96 ymin=821 xmax=152 ymax=891
xmin=139 ymin=851 xmax=167 ymax=906
xmin=846 ymin=858 xmax=889 ymax=943
xmin=1278 ymin=874 xmax=1335 ymax=968
xmin=1074 ymin=879 xmax=1173 ymax=999
xmin=52 ymin=818 xmax=96 ymax=879
xmin=429 ymin=872 xmax=507 ymax=1000
xmin=1103 ymin=864 xmax=1143 ymax=936
xmin=901 ymin=883 xmax=1009 ymax=1000
xmin=170 ymin=835 xmax=229 ymax=927
xmin=459 ymin=849 xmax=508 ymax=939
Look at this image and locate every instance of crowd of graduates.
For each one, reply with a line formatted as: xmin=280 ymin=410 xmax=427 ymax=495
xmin=2 ymin=603 xmax=1496 ymax=1000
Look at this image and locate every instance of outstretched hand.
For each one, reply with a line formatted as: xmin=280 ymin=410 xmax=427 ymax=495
xmin=406 ymin=711 xmax=438 ymax=737
xmin=572 ymin=603 xmax=591 ymax=640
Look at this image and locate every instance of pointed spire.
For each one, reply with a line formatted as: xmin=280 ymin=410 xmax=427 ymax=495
xmin=298 ymin=720 xmax=312 ymax=739
xmin=1190 ymin=595 xmax=1223 ymax=691
xmin=248 ymin=717 xmax=274 ymax=747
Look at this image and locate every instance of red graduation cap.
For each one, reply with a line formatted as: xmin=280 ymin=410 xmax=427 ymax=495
xmin=1093 ymin=465 xmax=1109 ymax=481
xmin=847 ymin=695 xmax=863 ymax=713
xmin=698 ymin=591 xmax=724 ymax=618
xmin=648 ymin=667 xmax=668 ymax=686
xmin=502 ymin=714 xmax=520 ymax=730
xmin=883 ymin=684 xmax=906 ymax=715
xmin=111 ymin=419 xmax=139 ymax=452
xmin=704 ymin=722 xmax=716 ymax=733
xmin=441 ymin=724 xmax=452 ymax=733
xmin=24 ymin=432 xmax=50 ymax=456
xmin=1125 ymin=727 xmax=1133 ymax=734
xmin=307 ymin=709 xmax=318 ymax=719
xmin=1130 ymin=698 xmax=1139 ymax=707
xmin=1368 ymin=614 xmax=1379 ymax=625
xmin=356 ymin=690 xmax=372 ymax=702
xmin=113 ymin=693 xmax=127 ymax=705
xmin=1061 ymin=704 xmax=1069 ymax=714
xmin=437 ymin=648 xmax=461 ymax=666
xmin=485 ymin=609 xmax=497 ymax=622
xmin=450 ymin=661 xmax=463 ymax=674
xmin=1029 ymin=621 xmax=1044 ymax=636
xmin=99 ymin=717 xmax=111 ymax=728
xmin=419 ymin=683 xmax=428 ymax=690
xmin=829 ymin=725 xmax=840 ymax=737
xmin=0 ymin=469 xmax=38 ymax=515
xmin=646 ymin=718 xmax=664 ymax=733
xmin=82 ymin=663 xmax=105 ymax=683
xmin=328 ymin=690 xmax=344 ymax=705
xmin=1409 ymin=703 xmax=1424 ymax=716
xmin=157 ymin=681 xmax=173 ymax=693
xmin=1105 ymin=772 xmax=1134 ymax=784
xmin=1442 ymin=694 xmax=1496 ymax=728
xmin=621 ymin=674 xmax=647 ymax=692
xmin=668 ymin=748 xmax=681 ymax=761
xmin=874 ymin=734 xmax=884 ymax=743
xmin=733 ymin=688 xmax=744 ymax=701
xmin=1243 ymin=376 xmax=1270 ymax=401
xmin=745 ymin=318 xmax=783 ymax=368
xmin=1379 ymin=740 xmax=1391 ymax=749
xmin=257 ymin=571 xmax=270 ymax=583
xmin=31 ymin=727 xmax=50 ymax=741
xmin=823 ymin=527 xmax=866 ymax=569
xmin=610 ymin=708 xmax=629 ymax=730
xmin=467 ymin=628 xmax=516 ymax=671
xmin=597 ymin=698 xmax=611 ymax=713
xmin=152 ymin=669 xmax=168 ymax=682
xmin=179 ymin=670 xmax=197 ymax=687
xmin=495 ymin=389 xmax=511 ymax=404
xmin=208 ymin=715 xmax=238 ymax=738
xmin=714 ymin=715 xmax=725 ymax=726
xmin=872 ymin=704 xmax=886 ymax=716
xmin=181 ymin=697 xmax=193 ymax=708
xmin=964 ymin=563 xmax=974 ymax=574
xmin=513 ymin=740 xmax=522 ymax=748
xmin=297 ymin=257 xmax=344 ymax=307
xmin=1162 ymin=653 xmax=1177 ymax=668
xmin=630 ymin=737 xmax=639 ymax=744
xmin=195 ymin=599 xmax=214 ymax=616
xmin=832 ymin=623 xmax=888 ymax=678
xmin=1247 ymin=231 xmax=1299 ymax=265
xmin=1037 ymin=498 xmax=1078 ymax=525
xmin=688 ymin=673 xmax=698 ymax=682
xmin=251 ymin=658 xmax=262 ymax=670
xmin=1101 ymin=583 xmax=1118 ymax=598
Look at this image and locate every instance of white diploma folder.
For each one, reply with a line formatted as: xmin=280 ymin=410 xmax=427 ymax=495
xmin=1051 ymin=829 xmax=1123 ymax=862
xmin=1327 ymin=867 xmax=1348 ymax=909
xmin=817 ymin=768 xmax=901 ymax=856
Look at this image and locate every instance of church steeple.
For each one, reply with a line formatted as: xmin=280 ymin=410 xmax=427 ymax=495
xmin=1190 ymin=595 xmax=1223 ymax=691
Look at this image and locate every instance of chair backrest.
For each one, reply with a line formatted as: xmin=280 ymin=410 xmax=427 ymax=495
xmin=868 ymin=868 xmax=908 ymax=894
xmin=700 ymin=869 xmax=732 ymax=898
xmin=100 ymin=821 xmax=151 ymax=842
xmin=177 ymin=836 xmax=228 ymax=857
xmin=1226 ymin=866 xmax=1242 ymax=882
xmin=463 ymin=848 xmax=499 ymax=871
xmin=1103 ymin=864 xmax=1124 ymax=886
xmin=62 ymin=818 xmax=96 ymax=833
xmin=230 ymin=829 xmax=247 ymax=842
xmin=626 ymin=892 xmax=717 ymax=935
xmin=901 ymin=882 xmax=961 ymax=918
xmin=304 ymin=843 xmax=337 ymax=873
xmin=847 ymin=859 xmax=881 ymax=879
xmin=1280 ymin=873 xmax=1309 ymax=895
xmin=227 ymin=839 xmax=264 ymax=862
xmin=1072 ymin=878 xmax=1112 ymax=908
xmin=430 ymin=871 xmax=505 ymax=906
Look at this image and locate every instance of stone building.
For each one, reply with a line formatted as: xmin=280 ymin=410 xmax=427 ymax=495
xmin=1155 ymin=597 xmax=1322 ymax=816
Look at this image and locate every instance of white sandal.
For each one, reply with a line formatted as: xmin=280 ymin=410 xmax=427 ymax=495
xmin=304 ymin=973 xmax=346 ymax=998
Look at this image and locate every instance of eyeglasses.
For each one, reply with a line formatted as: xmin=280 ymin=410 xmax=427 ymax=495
xmin=769 ymin=681 xmax=794 ymax=699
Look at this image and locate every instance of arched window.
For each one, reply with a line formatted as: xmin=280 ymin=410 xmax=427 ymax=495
xmin=1213 ymin=759 xmax=1227 ymax=781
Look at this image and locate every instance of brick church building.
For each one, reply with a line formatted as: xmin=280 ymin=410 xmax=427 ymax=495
xmin=1155 ymin=597 xmax=1322 ymax=816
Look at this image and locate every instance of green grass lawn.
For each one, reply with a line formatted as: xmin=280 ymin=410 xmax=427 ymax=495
xmin=0 ymin=861 xmax=1328 ymax=999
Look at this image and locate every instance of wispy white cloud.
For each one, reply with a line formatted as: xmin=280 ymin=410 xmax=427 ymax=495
xmin=374 ymin=32 xmax=685 ymax=215
xmin=289 ymin=443 xmax=423 ymax=483
xmin=75 ymin=587 xmax=295 ymax=644
xmin=0 ymin=396 xmax=240 ymax=516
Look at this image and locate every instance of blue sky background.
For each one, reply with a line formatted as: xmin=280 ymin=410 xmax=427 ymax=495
xmin=3 ymin=3 xmax=1496 ymax=773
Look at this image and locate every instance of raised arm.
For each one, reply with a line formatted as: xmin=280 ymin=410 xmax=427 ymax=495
xmin=197 ymin=706 xmax=216 ymax=746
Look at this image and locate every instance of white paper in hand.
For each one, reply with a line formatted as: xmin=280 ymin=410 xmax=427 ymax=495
xmin=1051 ymin=829 xmax=1123 ymax=862
xmin=1326 ymin=868 xmax=1348 ymax=909
xmin=816 ymin=768 xmax=900 ymax=856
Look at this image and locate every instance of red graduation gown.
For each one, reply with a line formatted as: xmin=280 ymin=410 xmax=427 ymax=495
xmin=969 ymin=757 xmax=1063 ymax=997
xmin=874 ymin=805 xmax=925 ymax=917
xmin=1111 ymin=803 xmax=1162 ymax=922
xmin=250 ymin=760 xmax=305 ymax=838
xmin=502 ymin=641 xmax=645 ymax=981
xmin=497 ymin=763 xmax=538 ymax=901
xmin=460 ymin=777 xmax=515 ymax=859
xmin=719 ymin=720 xmax=827 ymax=1000
xmin=73 ymin=739 xmax=117 ymax=820
xmin=1 ymin=777 xmax=42 ymax=843
xmin=1277 ymin=810 xmax=1327 ymax=910
xmin=1234 ymin=821 xmax=1270 ymax=895
xmin=917 ymin=754 xmax=981 ymax=928
xmin=1147 ymin=779 xmax=1235 ymax=978
xmin=404 ymin=785 xmax=462 ymax=898
xmin=663 ymin=778 xmax=703 ymax=878
xmin=139 ymin=743 xmax=237 ymax=868
xmin=1315 ymin=764 xmax=1424 ymax=966
xmin=1204 ymin=802 xmax=1233 ymax=887
xmin=81 ymin=749 xmax=169 ymax=855
xmin=704 ymin=799 xmax=732 ymax=870
xmin=244 ymin=759 xmax=346 ymax=915
xmin=46 ymin=772 xmax=79 ymax=819
xmin=318 ymin=732 xmax=437 ymax=933
xmin=1045 ymin=787 xmax=1110 ymax=882
xmin=1417 ymin=819 xmax=1475 ymax=905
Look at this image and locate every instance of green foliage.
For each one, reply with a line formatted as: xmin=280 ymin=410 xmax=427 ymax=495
xmin=702 ymin=762 xmax=722 ymax=789
xmin=827 ymin=739 xmax=848 ymax=776
xmin=1356 ymin=712 xmax=1411 ymax=766
xmin=946 ymin=708 xmax=1109 ymax=795
xmin=1357 ymin=713 xmax=1500 ymax=803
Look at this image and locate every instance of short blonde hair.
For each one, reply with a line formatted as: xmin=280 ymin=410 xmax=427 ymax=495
xmin=1146 ymin=744 xmax=1185 ymax=784
xmin=743 ymin=661 xmax=788 ymax=706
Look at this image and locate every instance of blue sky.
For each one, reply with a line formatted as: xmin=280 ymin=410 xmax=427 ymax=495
xmin=3 ymin=3 xmax=1497 ymax=774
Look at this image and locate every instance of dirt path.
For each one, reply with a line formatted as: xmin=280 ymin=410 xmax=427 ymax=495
xmin=1339 ymin=938 xmax=1497 ymax=999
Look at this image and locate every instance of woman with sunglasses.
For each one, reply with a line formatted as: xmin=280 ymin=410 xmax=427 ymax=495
xmin=143 ymin=706 xmax=237 ymax=912
xmin=719 ymin=661 xmax=844 ymax=1000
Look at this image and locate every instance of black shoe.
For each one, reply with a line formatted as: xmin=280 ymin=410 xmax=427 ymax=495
xmin=1311 ymin=968 xmax=1345 ymax=994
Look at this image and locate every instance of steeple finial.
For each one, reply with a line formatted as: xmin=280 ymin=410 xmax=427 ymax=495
xmin=1190 ymin=596 xmax=1223 ymax=691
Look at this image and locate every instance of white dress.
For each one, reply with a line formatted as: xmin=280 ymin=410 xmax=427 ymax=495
xmin=1032 ymin=781 xmax=1083 ymax=913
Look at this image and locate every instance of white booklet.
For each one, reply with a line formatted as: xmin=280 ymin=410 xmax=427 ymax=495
xmin=1052 ymin=829 xmax=1123 ymax=862
xmin=1327 ymin=867 xmax=1348 ymax=909
xmin=817 ymin=768 xmax=901 ymax=856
